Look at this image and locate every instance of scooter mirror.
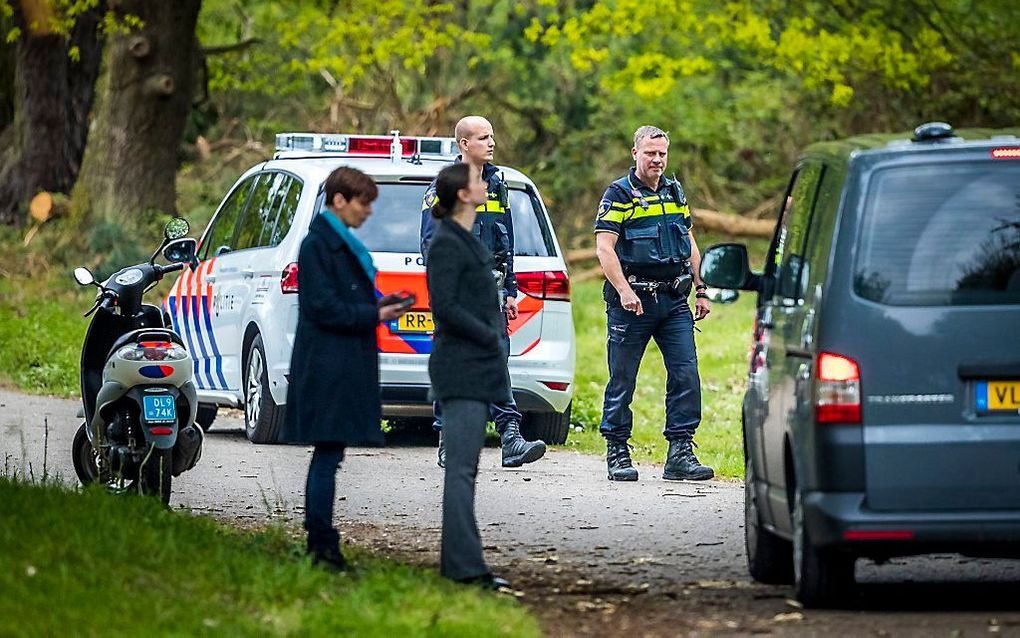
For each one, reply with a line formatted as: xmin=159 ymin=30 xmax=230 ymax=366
xmin=164 ymin=217 xmax=190 ymax=241
xmin=73 ymin=267 xmax=95 ymax=287
xmin=163 ymin=237 xmax=199 ymax=269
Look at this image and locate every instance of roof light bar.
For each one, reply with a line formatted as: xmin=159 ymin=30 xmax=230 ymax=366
xmin=275 ymin=131 xmax=459 ymax=161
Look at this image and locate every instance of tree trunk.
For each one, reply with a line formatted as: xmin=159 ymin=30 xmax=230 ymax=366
xmin=73 ymin=0 xmax=202 ymax=226
xmin=0 ymin=0 xmax=105 ymax=227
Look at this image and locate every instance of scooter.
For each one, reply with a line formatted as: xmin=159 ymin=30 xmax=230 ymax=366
xmin=71 ymin=218 xmax=203 ymax=504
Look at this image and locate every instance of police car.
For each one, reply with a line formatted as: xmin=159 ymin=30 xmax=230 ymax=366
xmin=164 ymin=131 xmax=576 ymax=444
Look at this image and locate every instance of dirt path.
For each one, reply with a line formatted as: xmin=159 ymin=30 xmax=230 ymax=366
xmin=4 ymin=389 xmax=1020 ymax=636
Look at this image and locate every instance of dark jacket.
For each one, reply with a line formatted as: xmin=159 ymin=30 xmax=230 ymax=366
xmin=420 ymin=161 xmax=518 ymax=297
xmin=279 ymin=213 xmax=384 ymax=446
xmin=426 ymin=218 xmax=511 ymax=404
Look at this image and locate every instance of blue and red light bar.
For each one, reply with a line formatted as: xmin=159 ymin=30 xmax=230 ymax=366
xmin=275 ymin=131 xmax=458 ymax=161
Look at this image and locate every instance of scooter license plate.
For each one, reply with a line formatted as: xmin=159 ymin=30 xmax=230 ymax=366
xmin=143 ymin=395 xmax=176 ymax=424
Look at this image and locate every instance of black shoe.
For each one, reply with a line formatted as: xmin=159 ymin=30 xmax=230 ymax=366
xmin=662 ymin=438 xmax=715 ymax=481
xmin=437 ymin=431 xmax=446 ymax=468
xmin=500 ymin=421 xmax=546 ymax=468
xmin=456 ymin=573 xmax=511 ymax=590
xmin=606 ymin=440 xmax=639 ymax=481
xmin=309 ymin=546 xmax=348 ymax=573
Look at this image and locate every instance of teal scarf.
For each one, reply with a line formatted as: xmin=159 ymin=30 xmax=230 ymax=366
xmin=320 ymin=210 xmax=377 ymax=282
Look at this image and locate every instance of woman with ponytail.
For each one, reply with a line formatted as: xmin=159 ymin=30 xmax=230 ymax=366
xmin=425 ymin=162 xmax=511 ymax=589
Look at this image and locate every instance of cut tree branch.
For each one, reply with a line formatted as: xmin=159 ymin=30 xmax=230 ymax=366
xmin=202 ymin=38 xmax=261 ymax=56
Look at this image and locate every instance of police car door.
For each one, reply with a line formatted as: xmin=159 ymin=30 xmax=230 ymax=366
xmin=171 ymin=173 xmax=257 ymax=393
xmin=213 ymin=171 xmax=288 ymax=390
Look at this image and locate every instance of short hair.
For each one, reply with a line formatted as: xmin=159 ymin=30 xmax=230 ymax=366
xmin=633 ymin=125 xmax=670 ymax=149
xmin=431 ymin=163 xmax=472 ymax=219
xmin=324 ymin=166 xmax=378 ymax=205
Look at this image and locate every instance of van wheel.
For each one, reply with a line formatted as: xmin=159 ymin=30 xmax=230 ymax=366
xmin=196 ymin=404 xmax=218 ymax=430
xmin=745 ymin=457 xmax=793 ymax=584
xmin=521 ymin=402 xmax=571 ymax=445
xmin=244 ymin=334 xmax=284 ymax=444
xmin=793 ymin=489 xmax=855 ymax=608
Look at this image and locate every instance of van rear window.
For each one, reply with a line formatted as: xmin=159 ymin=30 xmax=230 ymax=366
xmin=346 ymin=183 xmax=556 ymax=256
xmin=854 ymin=162 xmax=1020 ymax=305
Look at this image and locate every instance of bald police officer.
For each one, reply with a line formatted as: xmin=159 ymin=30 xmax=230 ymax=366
xmin=594 ymin=125 xmax=714 ymax=482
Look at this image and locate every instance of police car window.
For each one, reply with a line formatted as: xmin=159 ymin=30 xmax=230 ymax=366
xmin=854 ymin=161 xmax=1020 ymax=306
xmin=269 ymin=176 xmax=301 ymax=247
xmin=350 ymin=183 xmax=555 ymax=256
xmin=235 ymin=172 xmax=280 ymax=251
xmin=201 ymin=174 xmax=257 ymax=260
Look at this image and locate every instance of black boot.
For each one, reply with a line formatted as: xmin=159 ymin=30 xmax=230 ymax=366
xmin=308 ymin=544 xmax=348 ymax=573
xmin=606 ymin=440 xmax=639 ymax=481
xmin=437 ymin=431 xmax=446 ymax=469
xmin=500 ymin=421 xmax=546 ymax=468
xmin=662 ymin=438 xmax=715 ymax=481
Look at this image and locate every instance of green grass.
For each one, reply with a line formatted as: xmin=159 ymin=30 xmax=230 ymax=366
xmin=0 ymin=477 xmax=540 ymax=637
xmin=0 ymin=274 xmax=92 ymax=397
xmin=564 ymin=279 xmax=756 ymax=479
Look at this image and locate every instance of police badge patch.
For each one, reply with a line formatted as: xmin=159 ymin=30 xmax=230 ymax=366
xmin=424 ymin=192 xmax=437 ymax=208
xmin=597 ymin=199 xmax=611 ymax=219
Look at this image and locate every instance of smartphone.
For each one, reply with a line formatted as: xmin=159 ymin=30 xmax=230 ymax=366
xmin=379 ymin=291 xmax=416 ymax=309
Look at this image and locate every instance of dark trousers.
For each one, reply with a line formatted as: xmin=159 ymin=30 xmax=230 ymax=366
xmin=433 ymin=315 xmax=521 ymax=434
xmin=440 ymin=398 xmax=490 ymax=581
xmin=304 ymin=443 xmax=346 ymax=552
xmin=600 ymin=293 xmax=701 ymax=443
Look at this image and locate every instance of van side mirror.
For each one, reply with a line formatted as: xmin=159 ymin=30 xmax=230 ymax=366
xmin=701 ymin=243 xmax=757 ymax=290
xmin=706 ymin=288 xmax=739 ymax=304
xmin=163 ymin=238 xmax=200 ymax=270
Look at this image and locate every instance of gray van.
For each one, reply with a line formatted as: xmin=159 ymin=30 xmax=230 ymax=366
xmin=701 ymin=122 xmax=1020 ymax=607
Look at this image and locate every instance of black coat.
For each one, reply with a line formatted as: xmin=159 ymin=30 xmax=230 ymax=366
xmin=426 ymin=218 xmax=511 ymax=404
xmin=280 ymin=213 xmax=384 ymax=446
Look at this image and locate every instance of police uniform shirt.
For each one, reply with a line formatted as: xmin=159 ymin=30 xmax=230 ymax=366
xmin=420 ymin=161 xmax=517 ymax=296
xmin=594 ymin=167 xmax=694 ymax=280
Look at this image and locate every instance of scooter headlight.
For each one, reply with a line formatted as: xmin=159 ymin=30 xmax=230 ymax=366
xmin=117 ymin=344 xmax=188 ymax=362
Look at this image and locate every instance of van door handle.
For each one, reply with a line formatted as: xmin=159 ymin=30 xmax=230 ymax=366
xmin=242 ymin=269 xmax=254 ymax=279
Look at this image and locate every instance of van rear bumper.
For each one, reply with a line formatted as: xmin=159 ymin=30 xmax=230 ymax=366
xmin=804 ymin=491 xmax=1020 ymax=557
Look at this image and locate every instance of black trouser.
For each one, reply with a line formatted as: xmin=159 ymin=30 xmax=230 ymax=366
xmin=305 ymin=443 xmax=346 ymax=552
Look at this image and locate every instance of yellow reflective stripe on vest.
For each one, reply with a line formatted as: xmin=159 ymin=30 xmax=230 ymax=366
xmin=477 ymin=200 xmax=505 ymax=214
xmin=624 ymin=203 xmax=690 ymax=221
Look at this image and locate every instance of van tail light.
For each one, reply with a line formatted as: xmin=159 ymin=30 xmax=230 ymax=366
xmin=815 ymin=352 xmax=861 ymax=424
xmin=517 ymin=271 xmax=570 ymax=301
xmin=281 ymin=262 xmax=299 ymax=294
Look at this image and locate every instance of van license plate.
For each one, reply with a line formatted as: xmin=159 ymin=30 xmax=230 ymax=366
xmin=396 ymin=312 xmax=434 ymax=334
xmin=143 ymin=395 xmax=177 ymax=424
xmin=977 ymin=381 xmax=1020 ymax=413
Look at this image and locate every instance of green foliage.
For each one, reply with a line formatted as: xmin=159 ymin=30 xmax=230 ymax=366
xmin=0 ymin=478 xmax=541 ymax=636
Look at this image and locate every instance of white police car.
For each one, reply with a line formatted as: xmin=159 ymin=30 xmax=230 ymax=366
xmin=164 ymin=131 xmax=576 ymax=444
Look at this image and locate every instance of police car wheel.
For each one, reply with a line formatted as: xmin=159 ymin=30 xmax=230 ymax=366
xmin=196 ymin=404 xmax=218 ymax=430
xmin=520 ymin=402 xmax=571 ymax=445
xmin=244 ymin=334 xmax=284 ymax=444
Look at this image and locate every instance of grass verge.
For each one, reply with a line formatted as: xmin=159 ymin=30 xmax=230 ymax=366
xmin=0 ymin=477 xmax=540 ymax=637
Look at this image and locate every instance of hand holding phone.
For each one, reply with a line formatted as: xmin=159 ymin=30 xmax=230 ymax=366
xmin=378 ymin=291 xmax=416 ymax=309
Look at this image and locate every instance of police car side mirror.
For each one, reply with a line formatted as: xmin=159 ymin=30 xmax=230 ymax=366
xmin=701 ymin=243 xmax=755 ymax=290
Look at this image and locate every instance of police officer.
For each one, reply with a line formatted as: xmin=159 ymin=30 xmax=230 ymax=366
xmin=594 ymin=125 xmax=714 ymax=482
xmin=420 ymin=115 xmax=546 ymax=469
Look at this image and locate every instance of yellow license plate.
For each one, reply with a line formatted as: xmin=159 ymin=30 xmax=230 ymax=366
xmin=981 ymin=381 xmax=1020 ymax=411
xmin=396 ymin=312 xmax=433 ymax=333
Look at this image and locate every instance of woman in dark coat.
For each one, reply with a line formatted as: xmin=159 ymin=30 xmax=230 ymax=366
xmin=426 ymin=162 xmax=511 ymax=589
xmin=280 ymin=166 xmax=408 ymax=571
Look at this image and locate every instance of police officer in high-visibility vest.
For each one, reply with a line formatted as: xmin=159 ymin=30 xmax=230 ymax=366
xmin=420 ymin=115 xmax=546 ymax=470
xmin=594 ymin=125 xmax=714 ymax=482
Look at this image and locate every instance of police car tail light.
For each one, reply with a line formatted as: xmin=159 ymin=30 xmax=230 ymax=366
xmin=517 ymin=271 xmax=570 ymax=301
xmin=991 ymin=147 xmax=1020 ymax=159
xmin=281 ymin=262 xmax=299 ymax=294
xmin=815 ymin=352 xmax=861 ymax=424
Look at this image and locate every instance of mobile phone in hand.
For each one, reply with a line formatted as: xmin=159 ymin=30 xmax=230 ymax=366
xmin=379 ymin=291 xmax=416 ymax=309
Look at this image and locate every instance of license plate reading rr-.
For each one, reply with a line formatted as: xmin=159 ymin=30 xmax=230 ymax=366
xmin=397 ymin=312 xmax=433 ymax=334
xmin=977 ymin=381 xmax=1020 ymax=413
xmin=143 ymin=395 xmax=176 ymax=423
